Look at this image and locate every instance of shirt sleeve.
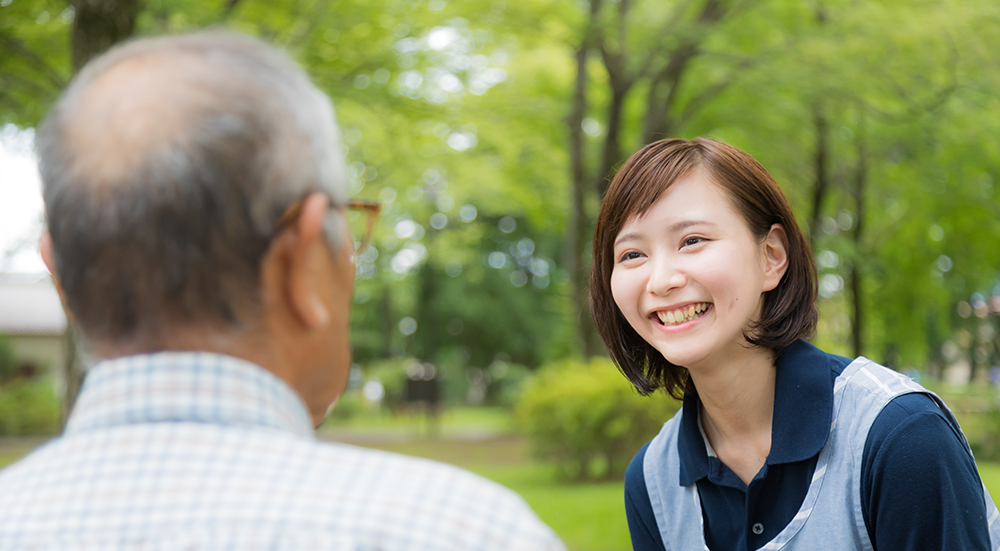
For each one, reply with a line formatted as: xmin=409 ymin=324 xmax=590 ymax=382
xmin=625 ymin=442 xmax=667 ymax=551
xmin=862 ymin=393 xmax=991 ymax=551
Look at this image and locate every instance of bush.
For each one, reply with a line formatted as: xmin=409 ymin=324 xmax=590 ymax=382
xmin=362 ymin=357 xmax=415 ymax=412
xmin=0 ymin=379 xmax=61 ymax=436
xmin=516 ymin=357 xmax=679 ymax=481
xmin=327 ymin=389 xmax=365 ymax=421
xmin=484 ymin=361 xmax=531 ymax=408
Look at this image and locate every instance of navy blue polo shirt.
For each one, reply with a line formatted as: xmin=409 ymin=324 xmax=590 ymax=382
xmin=624 ymin=340 xmax=991 ymax=551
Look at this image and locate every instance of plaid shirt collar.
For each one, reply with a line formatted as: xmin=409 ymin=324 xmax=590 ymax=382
xmin=65 ymin=352 xmax=314 ymax=438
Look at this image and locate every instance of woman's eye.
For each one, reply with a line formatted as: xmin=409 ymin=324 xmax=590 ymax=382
xmin=618 ymin=251 xmax=643 ymax=263
xmin=682 ymin=236 xmax=706 ymax=247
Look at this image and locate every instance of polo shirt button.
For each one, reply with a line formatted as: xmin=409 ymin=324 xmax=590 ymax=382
xmin=752 ymin=523 xmax=764 ymax=535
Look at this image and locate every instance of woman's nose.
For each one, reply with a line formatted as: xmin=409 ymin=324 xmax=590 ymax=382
xmin=647 ymin=257 xmax=686 ymax=296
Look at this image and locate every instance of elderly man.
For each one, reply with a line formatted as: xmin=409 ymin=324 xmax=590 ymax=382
xmin=0 ymin=31 xmax=564 ymax=550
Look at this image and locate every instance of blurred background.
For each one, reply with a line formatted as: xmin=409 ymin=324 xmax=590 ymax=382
xmin=2 ymin=0 xmax=1000 ymax=549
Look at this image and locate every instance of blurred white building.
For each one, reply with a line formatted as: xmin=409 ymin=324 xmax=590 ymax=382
xmin=0 ymin=273 xmax=67 ymax=385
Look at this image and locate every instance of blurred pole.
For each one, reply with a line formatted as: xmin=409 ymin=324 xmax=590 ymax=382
xmin=60 ymin=325 xmax=84 ymax=428
xmin=56 ymin=0 xmax=139 ymax=428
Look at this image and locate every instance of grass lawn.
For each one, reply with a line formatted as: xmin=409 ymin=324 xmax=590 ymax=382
xmin=977 ymin=462 xmax=1000 ymax=496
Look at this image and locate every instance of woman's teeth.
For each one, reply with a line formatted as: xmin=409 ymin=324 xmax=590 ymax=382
xmin=656 ymin=303 xmax=709 ymax=326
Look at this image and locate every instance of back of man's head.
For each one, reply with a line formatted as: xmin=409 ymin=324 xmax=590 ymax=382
xmin=39 ymin=31 xmax=348 ymax=353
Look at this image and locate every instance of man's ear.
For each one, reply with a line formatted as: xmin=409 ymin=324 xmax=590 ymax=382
xmin=266 ymin=193 xmax=333 ymax=330
xmin=761 ymin=223 xmax=789 ymax=293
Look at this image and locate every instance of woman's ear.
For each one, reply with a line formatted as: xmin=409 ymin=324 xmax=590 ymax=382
xmin=761 ymin=224 xmax=789 ymax=292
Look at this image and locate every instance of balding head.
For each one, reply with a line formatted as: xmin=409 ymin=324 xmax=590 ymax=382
xmin=38 ymin=31 xmax=348 ymax=354
xmin=66 ymin=52 xmax=235 ymax=187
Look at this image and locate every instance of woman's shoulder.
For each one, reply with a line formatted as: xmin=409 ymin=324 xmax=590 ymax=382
xmin=624 ymin=442 xmax=668 ymax=551
xmin=833 ymin=355 xmax=926 ymax=397
xmin=626 ymin=441 xmax=652 ymax=495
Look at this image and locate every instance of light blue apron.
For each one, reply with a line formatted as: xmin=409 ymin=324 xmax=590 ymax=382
xmin=643 ymin=357 xmax=1000 ymax=550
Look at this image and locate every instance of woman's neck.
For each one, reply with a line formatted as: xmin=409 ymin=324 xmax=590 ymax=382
xmin=689 ymin=344 xmax=777 ymax=485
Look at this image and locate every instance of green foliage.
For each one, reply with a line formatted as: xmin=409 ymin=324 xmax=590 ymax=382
xmin=326 ymin=389 xmax=365 ymax=421
xmin=0 ymin=379 xmax=60 ymax=436
xmin=4 ymin=0 xmax=1000 ymax=380
xmin=967 ymin=405 xmax=1000 ymax=463
xmin=362 ymin=356 xmax=414 ymax=411
xmin=484 ymin=361 xmax=531 ymax=408
xmin=0 ymin=0 xmax=71 ymax=126
xmin=516 ymin=357 xmax=679 ymax=481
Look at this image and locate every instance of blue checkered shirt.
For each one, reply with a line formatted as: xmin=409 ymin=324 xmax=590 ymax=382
xmin=0 ymin=353 xmax=565 ymax=551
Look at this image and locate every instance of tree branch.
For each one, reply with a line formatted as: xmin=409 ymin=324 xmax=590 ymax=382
xmin=641 ymin=0 xmax=732 ymax=142
xmin=675 ymin=57 xmax=756 ymax=128
xmin=595 ymin=0 xmax=637 ymax=196
xmin=862 ymin=38 xmax=960 ymax=122
xmin=0 ymin=30 xmax=67 ymax=90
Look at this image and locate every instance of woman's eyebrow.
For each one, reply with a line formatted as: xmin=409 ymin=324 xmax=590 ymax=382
xmin=670 ymin=219 xmax=717 ymax=232
xmin=615 ymin=220 xmax=718 ymax=247
xmin=614 ymin=232 xmax=642 ymax=247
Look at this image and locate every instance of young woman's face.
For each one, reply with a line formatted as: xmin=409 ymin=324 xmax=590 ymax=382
xmin=610 ymin=170 xmax=785 ymax=372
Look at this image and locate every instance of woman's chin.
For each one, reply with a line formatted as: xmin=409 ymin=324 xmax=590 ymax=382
xmin=655 ymin=345 xmax=710 ymax=370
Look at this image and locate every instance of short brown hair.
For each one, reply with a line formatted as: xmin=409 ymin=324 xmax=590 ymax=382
xmin=590 ymin=138 xmax=817 ymax=398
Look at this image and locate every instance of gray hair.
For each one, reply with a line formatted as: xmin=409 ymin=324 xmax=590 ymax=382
xmin=38 ymin=31 xmax=348 ymax=349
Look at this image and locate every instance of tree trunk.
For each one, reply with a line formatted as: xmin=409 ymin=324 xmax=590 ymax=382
xmin=70 ymin=0 xmax=142 ymax=72
xmin=640 ymin=0 xmax=725 ymax=144
xmin=807 ymin=4 xmax=830 ymax=249
xmin=597 ymin=73 xmax=631 ymax=198
xmin=380 ymin=286 xmax=395 ymax=356
xmin=968 ymin=327 xmax=980 ymax=384
xmin=414 ymin=250 xmax=439 ymax=361
xmin=849 ymin=112 xmax=866 ymax=359
xmin=565 ymin=0 xmax=603 ymax=357
xmin=809 ymin=106 xmax=830 ymax=247
xmin=595 ymin=0 xmax=633 ymax=198
xmin=641 ymin=45 xmax=697 ymax=143
xmin=926 ymin=316 xmax=945 ymax=381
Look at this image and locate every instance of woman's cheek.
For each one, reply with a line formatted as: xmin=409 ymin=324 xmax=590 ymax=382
xmin=610 ymin=270 xmax=631 ymax=312
xmin=611 ymin=269 xmax=642 ymax=325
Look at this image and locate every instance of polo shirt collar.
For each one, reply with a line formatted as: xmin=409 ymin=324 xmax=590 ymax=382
xmin=65 ymin=352 xmax=315 ymax=438
xmin=677 ymin=339 xmax=835 ymax=486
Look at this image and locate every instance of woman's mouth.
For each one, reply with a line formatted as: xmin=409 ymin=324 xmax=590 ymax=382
xmin=652 ymin=302 xmax=711 ymax=326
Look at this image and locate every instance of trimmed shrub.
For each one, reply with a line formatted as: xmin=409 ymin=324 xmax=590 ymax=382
xmin=484 ymin=361 xmax=531 ymax=408
xmin=516 ymin=357 xmax=679 ymax=481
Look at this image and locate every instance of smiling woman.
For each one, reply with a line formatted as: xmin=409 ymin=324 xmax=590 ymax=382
xmin=589 ymin=138 xmax=1000 ymax=551
xmin=592 ymin=138 xmax=815 ymax=398
xmin=608 ymin=171 xmax=791 ymax=378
